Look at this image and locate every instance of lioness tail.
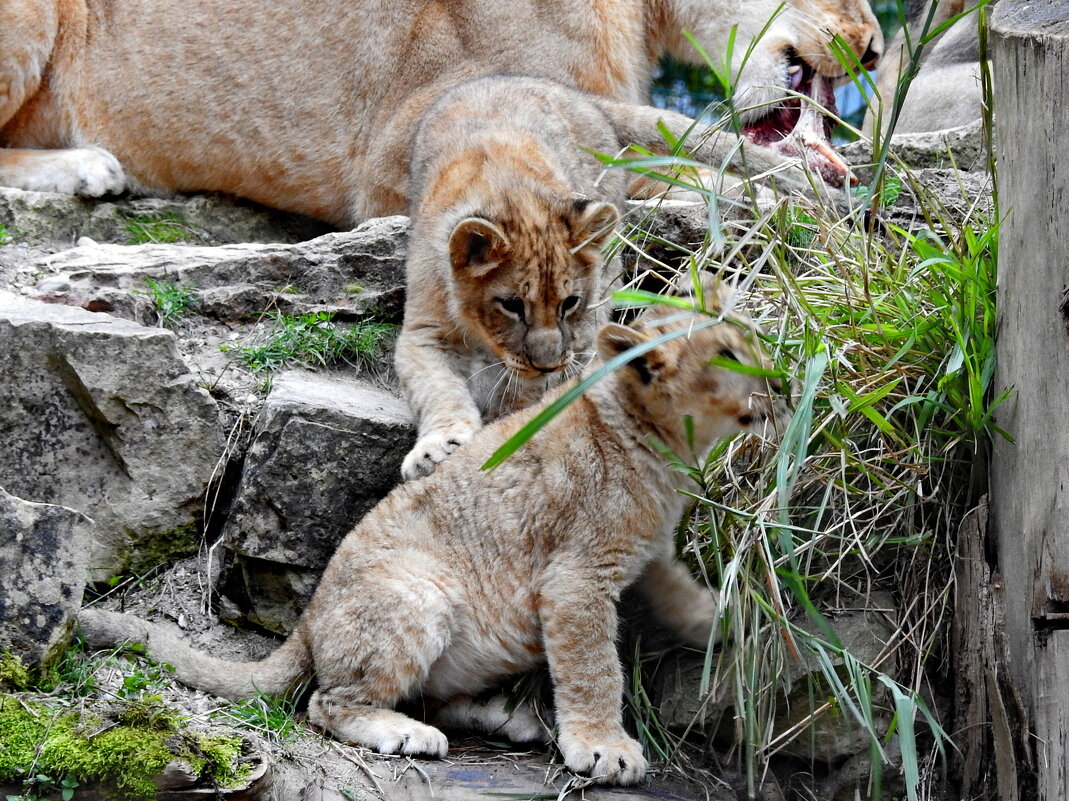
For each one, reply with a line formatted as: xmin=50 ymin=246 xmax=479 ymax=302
xmin=78 ymin=608 xmax=311 ymax=700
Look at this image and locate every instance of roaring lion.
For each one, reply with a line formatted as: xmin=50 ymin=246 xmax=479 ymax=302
xmin=0 ymin=0 xmax=881 ymax=226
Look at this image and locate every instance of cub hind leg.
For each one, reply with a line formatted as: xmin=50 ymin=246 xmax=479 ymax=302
xmin=0 ymin=0 xmax=126 ymax=196
xmin=305 ymin=570 xmax=454 ymax=757
xmin=435 ymin=693 xmax=552 ymax=744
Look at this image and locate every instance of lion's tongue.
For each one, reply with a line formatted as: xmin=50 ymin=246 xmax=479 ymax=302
xmin=767 ymin=72 xmax=854 ymax=186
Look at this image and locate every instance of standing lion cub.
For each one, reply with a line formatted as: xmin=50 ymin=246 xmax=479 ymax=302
xmin=79 ymin=278 xmax=788 ymax=786
xmin=396 ymin=75 xmax=775 ymax=479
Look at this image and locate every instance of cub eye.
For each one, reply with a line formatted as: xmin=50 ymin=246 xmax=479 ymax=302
xmin=560 ymin=295 xmax=582 ymax=315
xmin=717 ymin=348 xmax=740 ymax=362
xmin=497 ymin=297 xmax=525 ymax=319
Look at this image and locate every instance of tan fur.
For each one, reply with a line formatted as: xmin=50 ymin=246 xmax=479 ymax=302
xmin=0 ymin=0 xmax=881 ymax=225
xmin=395 ymin=75 xmax=815 ymax=479
xmin=79 ymin=278 xmax=789 ymax=786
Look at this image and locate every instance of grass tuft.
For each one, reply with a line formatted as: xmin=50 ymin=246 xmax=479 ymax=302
xmin=132 ymin=278 xmax=199 ymax=327
xmin=223 ymin=311 xmax=396 ymax=373
xmin=212 ymin=691 xmax=304 ymax=744
xmin=122 ymin=211 xmax=194 ymax=245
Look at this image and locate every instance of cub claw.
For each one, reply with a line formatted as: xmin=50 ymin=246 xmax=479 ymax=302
xmin=401 ymin=422 xmax=479 ymax=480
xmin=558 ymin=730 xmax=647 ymax=785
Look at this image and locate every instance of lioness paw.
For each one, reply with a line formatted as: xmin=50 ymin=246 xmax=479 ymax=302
xmin=6 ymin=147 xmax=127 ymax=197
xmin=401 ymin=423 xmax=479 ymax=480
xmin=558 ymin=730 xmax=647 ymax=785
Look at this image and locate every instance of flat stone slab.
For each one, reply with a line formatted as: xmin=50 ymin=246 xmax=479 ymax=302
xmin=0 ymin=186 xmax=331 ymax=247
xmin=0 ymin=487 xmax=93 ymax=667
xmin=29 ymin=216 xmax=409 ymax=324
xmin=0 ymin=292 xmax=224 ymax=578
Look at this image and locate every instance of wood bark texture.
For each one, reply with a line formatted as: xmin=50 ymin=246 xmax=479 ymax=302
xmin=990 ymin=2 xmax=1069 ymax=798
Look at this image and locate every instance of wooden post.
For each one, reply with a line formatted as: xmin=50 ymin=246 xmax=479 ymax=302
xmin=990 ymin=3 xmax=1069 ymax=798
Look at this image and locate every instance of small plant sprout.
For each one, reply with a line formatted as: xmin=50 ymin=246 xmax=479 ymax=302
xmin=132 ymin=278 xmax=199 ymax=327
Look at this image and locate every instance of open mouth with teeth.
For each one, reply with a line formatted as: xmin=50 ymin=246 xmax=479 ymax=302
xmin=739 ymin=57 xmax=855 ymax=186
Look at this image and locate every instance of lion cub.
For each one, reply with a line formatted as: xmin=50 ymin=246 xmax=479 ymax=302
xmin=80 ymin=278 xmax=787 ymax=786
xmin=396 ymin=75 xmax=761 ymax=479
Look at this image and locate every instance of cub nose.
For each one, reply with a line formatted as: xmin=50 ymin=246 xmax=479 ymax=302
xmin=525 ymin=328 xmax=564 ymax=373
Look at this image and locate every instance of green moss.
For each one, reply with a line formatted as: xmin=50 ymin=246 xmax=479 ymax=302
xmin=0 ymin=695 xmax=247 ymax=799
xmin=116 ymin=695 xmax=185 ymax=732
xmin=119 ymin=523 xmax=200 ymax=576
xmin=0 ymin=652 xmax=32 ymax=691
xmin=193 ymin=733 xmax=251 ymax=788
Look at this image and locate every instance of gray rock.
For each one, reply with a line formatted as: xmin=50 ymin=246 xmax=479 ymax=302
xmin=653 ymin=591 xmax=899 ymax=765
xmin=0 ymin=292 xmax=225 ymax=578
xmin=221 ymin=370 xmax=415 ymax=633
xmin=619 ymin=199 xmax=715 ymax=282
xmin=841 ymin=119 xmax=987 ymax=173
xmin=821 ymin=740 xmax=905 ymax=801
xmin=30 ymin=216 xmax=409 ymax=324
xmin=0 ymin=186 xmax=330 ymax=247
xmin=0 ymin=487 xmax=92 ymax=667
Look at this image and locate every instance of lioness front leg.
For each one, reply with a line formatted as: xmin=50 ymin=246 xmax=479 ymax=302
xmin=395 ymin=325 xmax=483 ymax=480
xmin=0 ymin=2 xmax=125 ymax=197
xmin=539 ymin=561 xmax=647 ymax=785
xmin=0 ymin=147 xmax=126 ymax=196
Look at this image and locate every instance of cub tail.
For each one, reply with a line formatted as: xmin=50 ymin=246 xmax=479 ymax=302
xmin=78 ymin=608 xmax=311 ymax=700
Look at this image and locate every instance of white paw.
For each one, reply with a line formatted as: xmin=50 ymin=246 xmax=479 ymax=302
xmin=17 ymin=147 xmax=126 ymax=197
xmin=365 ymin=719 xmax=449 ymax=757
xmin=498 ymin=705 xmax=552 ymax=744
xmin=558 ymin=729 xmax=647 ymax=785
xmin=436 ymin=695 xmax=552 ymax=744
xmin=401 ymin=423 xmax=479 ymax=480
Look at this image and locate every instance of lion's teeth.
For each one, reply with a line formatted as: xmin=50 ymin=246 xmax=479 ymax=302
xmin=787 ymin=64 xmax=803 ymax=90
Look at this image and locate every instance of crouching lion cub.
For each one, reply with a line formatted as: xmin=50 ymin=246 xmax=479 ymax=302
xmin=397 ymin=75 xmax=778 ymax=480
xmin=79 ymin=279 xmax=788 ymax=786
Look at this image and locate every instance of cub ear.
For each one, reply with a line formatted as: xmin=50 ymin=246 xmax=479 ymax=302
xmin=671 ymin=270 xmax=736 ymax=315
xmin=572 ymin=200 xmax=620 ymax=249
xmin=448 ymin=217 xmax=510 ymax=274
xmin=597 ymin=323 xmax=660 ymax=384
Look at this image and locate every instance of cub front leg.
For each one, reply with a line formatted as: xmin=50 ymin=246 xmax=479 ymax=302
xmin=539 ymin=561 xmax=647 ymax=785
xmin=639 ymin=548 xmax=721 ymax=649
xmin=395 ymin=324 xmax=482 ymax=480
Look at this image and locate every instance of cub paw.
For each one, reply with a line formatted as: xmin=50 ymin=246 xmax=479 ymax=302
xmin=401 ymin=423 xmax=479 ymax=480
xmin=367 ymin=719 xmax=449 ymax=757
xmin=558 ymin=729 xmax=647 ymax=785
xmin=14 ymin=147 xmax=126 ymax=197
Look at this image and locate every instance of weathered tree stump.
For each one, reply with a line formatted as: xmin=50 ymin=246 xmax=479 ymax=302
xmin=990 ymin=2 xmax=1069 ymax=798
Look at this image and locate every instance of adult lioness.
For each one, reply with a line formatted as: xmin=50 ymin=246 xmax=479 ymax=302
xmin=0 ymin=0 xmax=881 ymax=226
xmin=79 ymin=279 xmax=789 ymax=786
